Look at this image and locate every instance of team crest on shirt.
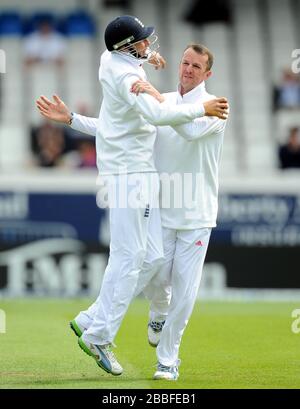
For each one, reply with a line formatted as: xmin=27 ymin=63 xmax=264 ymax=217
xmin=135 ymin=18 xmax=144 ymax=27
xmin=144 ymin=204 xmax=150 ymax=218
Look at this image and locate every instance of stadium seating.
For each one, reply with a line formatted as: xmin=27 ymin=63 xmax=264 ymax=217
xmin=63 ymin=10 xmax=96 ymax=36
xmin=0 ymin=0 xmax=299 ymax=173
xmin=22 ymin=12 xmax=56 ymax=35
xmin=0 ymin=12 xmax=24 ymax=125
xmin=0 ymin=0 xmax=77 ymax=13
xmin=266 ymin=0 xmax=298 ymax=83
xmin=0 ymin=12 xmax=23 ymax=35
xmin=231 ymin=0 xmax=274 ymax=172
xmin=65 ymin=37 xmax=99 ymax=114
xmin=0 ymin=125 xmax=29 ymax=169
xmin=200 ymin=23 xmax=237 ymax=174
xmin=0 ymin=8 xmax=97 ymax=168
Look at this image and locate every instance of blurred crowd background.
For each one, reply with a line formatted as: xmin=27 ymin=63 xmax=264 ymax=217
xmin=0 ymin=0 xmax=299 ymax=298
xmin=0 ymin=0 xmax=299 ymax=172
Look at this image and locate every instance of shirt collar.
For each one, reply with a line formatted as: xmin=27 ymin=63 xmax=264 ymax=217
xmin=177 ymin=81 xmax=207 ymax=102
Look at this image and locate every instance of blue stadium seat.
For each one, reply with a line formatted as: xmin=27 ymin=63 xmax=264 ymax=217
xmin=0 ymin=12 xmax=22 ymax=36
xmin=23 ymin=12 xmax=56 ymax=35
xmin=63 ymin=10 xmax=96 ymax=36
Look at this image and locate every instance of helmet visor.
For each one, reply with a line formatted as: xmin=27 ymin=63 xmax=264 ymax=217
xmin=117 ymin=32 xmax=159 ymax=62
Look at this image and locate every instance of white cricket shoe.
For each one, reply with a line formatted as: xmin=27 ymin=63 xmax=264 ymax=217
xmin=78 ymin=334 xmax=123 ymax=376
xmin=153 ymin=361 xmax=180 ymax=381
xmin=148 ymin=320 xmax=165 ymax=347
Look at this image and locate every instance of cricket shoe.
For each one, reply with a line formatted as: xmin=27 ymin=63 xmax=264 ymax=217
xmin=70 ymin=319 xmax=86 ymax=338
xmin=78 ymin=334 xmax=123 ymax=376
xmin=148 ymin=320 xmax=165 ymax=347
xmin=153 ymin=360 xmax=180 ymax=381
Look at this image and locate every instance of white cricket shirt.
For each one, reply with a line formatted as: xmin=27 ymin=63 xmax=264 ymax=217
xmin=71 ymin=81 xmax=227 ymax=229
xmin=95 ymin=50 xmax=205 ymax=175
xmin=156 ymin=82 xmax=227 ymax=229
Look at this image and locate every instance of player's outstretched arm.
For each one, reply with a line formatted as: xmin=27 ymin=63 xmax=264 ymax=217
xmin=36 ymin=95 xmax=72 ymax=124
xmin=124 ymin=75 xmax=204 ymax=126
xmin=131 ymin=80 xmax=228 ymax=120
xmin=173 ymin=114 xmax=228 ymax=142
xmin=36 ymin=94 xmax=98 ymax=137
xmin=131 ymin=80 xmax=165 ymax=102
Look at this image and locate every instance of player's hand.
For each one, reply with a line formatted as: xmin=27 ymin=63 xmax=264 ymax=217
xmin=36 ymin=95 xmax=72 ymax=124
xmin=131 ymin=80 xmax=165 ymax=103
xmin=147 ymin=51 xmax=167 ymax=70
xmin=203 ymin=97 xmax=229 ymax=120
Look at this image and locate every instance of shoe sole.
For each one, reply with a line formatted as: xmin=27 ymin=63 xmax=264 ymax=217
xmin=153 ymin=374 xmax=178 ymax=381
xmin=78 ymin=337 xmax=122 ymax=376
xmin=70 ymin=320 xmax=83 ymax=337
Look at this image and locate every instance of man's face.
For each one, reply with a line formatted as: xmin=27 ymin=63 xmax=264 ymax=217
xmin=39 ymin=21 xmax=52 ymax=35
xmin=179 ymin=48 xmax=212 ymax=94
xmin=133 ymin=38 xmax=150 ymax=57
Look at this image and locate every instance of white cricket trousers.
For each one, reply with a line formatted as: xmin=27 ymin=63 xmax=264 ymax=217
xmin=77 ymin=172 xmax=164 ymax=345
xmin=144 ymin=226 xmax=211 ymax=367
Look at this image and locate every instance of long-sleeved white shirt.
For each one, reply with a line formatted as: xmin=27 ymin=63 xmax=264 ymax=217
xmin=94 ymin=50 xmax=205 ymax=175
xmin=155 ymin=82 xmax=226 ymax=229
xmin=71 ymin=81 xmax=227 ymax=229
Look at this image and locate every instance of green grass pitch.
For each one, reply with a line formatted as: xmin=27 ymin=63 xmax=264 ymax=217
xmin=0 ymin=298 xmax=300 ymax=389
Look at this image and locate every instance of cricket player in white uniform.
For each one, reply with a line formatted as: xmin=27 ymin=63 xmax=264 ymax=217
xmin=37 ymin=17 xmax=228 ymax=377
xmin=132 ymin=44 xmax=228 ymax=380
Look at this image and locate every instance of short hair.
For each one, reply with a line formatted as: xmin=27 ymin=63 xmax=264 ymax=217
xmin=183 ymin=43 xmax=214 ymax=71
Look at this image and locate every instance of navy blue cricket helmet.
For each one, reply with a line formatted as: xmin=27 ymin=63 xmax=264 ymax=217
xmin=104 ymin=15 xmax=154 ymax=51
